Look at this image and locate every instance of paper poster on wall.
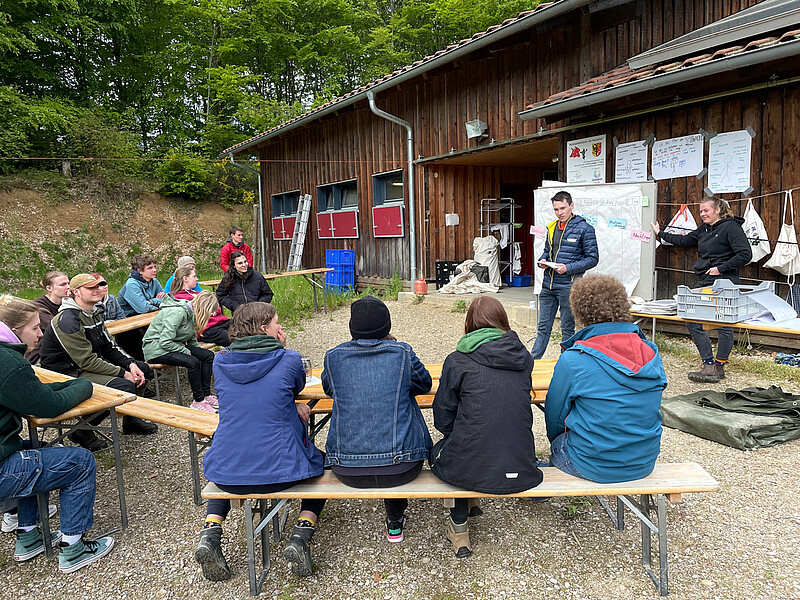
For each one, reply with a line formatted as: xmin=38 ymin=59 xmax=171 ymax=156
xmin=615 ymin=141 xmax=649 ymax=183
xmin=566 ymin=134 xmax=606 ymax=184
xmin=708 ymin=130 xmax=753 ymax=193
xmin=533 ymin=184 xmax=644 ymax=295
xmin=651 ymin=134 xmax=704 ymax=180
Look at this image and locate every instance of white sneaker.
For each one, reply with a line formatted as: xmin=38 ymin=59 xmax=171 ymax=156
xmin=2 ymin=504 xmax=58 ymax=533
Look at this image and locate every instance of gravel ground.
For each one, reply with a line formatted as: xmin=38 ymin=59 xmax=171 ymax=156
xmin=2 ymin=299 xmax=799 ymax=599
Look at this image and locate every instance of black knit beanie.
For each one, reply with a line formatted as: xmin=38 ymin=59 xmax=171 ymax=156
xmin=349 ymin=296 xmax=391 ymax=340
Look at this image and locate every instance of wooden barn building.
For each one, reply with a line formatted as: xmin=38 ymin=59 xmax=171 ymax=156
xmin=225 ymin=0 xmax=800 ymax=298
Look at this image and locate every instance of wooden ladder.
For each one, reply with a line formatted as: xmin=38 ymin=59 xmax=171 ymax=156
xmin=287 ymin=193 xmax=312 ymax=271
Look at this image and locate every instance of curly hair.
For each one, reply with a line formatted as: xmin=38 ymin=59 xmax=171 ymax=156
xmin=191 ymin=291 xmax=219 ymax=334
xmin=569 ymin=275 xmax=631 ymax=328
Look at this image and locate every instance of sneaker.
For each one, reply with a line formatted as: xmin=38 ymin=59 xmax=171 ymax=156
xmin=283 ymin=524 xmax=315 ymax=576
xmin=203 ymin=395 xmax=219 ymax=410
xmin=190 ymin=399 xmax=216 ymax=413
xmin=386 ymin=516 xmax=405 ymax=543
xmin=3 ymin=504 xmax=57 ymax=533
xmin=195 ymin=526 xmax=231 ymax=581
xmin=58 ymin=536 xmax=115 ymax=573
xmin=14 ymin=528 xmax=62 ymax=561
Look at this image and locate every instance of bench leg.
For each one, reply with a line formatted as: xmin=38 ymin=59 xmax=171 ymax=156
xmin=153 ymin=370 xmax=161 ymax=402
xmin=638 ymin=494 xmax=669 ymax=596
xmin=243 ymin=498 xmax=290 ymax=596
xmin=173 ymin=368 xmax=182 ymax=405
xmin=188 ymin=432 xmax=202 ymax=506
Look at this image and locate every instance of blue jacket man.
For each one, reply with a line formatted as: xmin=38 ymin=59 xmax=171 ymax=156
xmin=531 ymin=191 xmax=598 ymax=359
xmin=117 ymin=254 xmax=166 ymax=317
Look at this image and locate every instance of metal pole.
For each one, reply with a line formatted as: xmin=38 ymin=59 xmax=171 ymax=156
xmin=229 ymin=153 xmax=267 ymax=273
xmin=366 ymin=91 xmax=417 ymax=282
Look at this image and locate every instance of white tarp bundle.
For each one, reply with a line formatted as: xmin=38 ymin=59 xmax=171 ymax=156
xmin=437 ymin=260 xmax=500 ymax=294
xmin=473 ymin=236 xmax=502 ymax=287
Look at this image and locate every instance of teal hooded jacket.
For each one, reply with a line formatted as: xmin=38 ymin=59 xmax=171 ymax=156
xmin=544 ymin=321 xmax=667 ymax=483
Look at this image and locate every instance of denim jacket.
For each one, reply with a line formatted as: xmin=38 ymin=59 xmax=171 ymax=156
xmin=322 ymin=339 xmax=433 ymax=467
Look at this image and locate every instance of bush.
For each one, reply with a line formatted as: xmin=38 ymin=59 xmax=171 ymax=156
xmin=156 ymin=151 xmax=213 ymax=200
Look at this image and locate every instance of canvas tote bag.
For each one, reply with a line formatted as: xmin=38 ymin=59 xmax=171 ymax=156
xmin=741 ymin=198 xmax=771 ymax=263
xmin=764 ymin=191 xmax=800 ymax=278
xmin=660 ymin=204 xmax=698 ymax=246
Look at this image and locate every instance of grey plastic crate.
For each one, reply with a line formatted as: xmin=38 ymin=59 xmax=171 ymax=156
xmin=675 ymin=279 xmax=775 ymax=323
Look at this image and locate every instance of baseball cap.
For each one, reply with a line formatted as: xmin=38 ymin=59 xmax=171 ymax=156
xmin=69 ymin=273 xmax=103 ymax=291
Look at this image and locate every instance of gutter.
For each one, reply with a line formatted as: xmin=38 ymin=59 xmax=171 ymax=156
xmin=519 ymin=38 xmax=800 ymax=121
xmin=366 ymin=91 xmax=417 ymax=282
xmin=228 ymin=153 xmax=267 ymax=273
xmin=222 ymin=0 xmax=592 ymax=157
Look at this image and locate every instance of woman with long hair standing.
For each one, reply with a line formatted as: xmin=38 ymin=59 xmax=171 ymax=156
xmin=652 ymin=197 xmax=751 ymax=382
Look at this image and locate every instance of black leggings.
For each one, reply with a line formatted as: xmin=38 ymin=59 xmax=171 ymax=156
xmin=333 ymin=462 xmax=423 ymax=522
xmin=206 ymin=481 xmax=325 ymax=520
xmin=450 ymin=499 xmax=469 ymax=524
xmin=149 ymin=346 xmax=214 ymax=402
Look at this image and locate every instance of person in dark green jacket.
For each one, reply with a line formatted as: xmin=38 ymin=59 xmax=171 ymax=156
xmin=0 ymin=295 xmax=114 ymax=572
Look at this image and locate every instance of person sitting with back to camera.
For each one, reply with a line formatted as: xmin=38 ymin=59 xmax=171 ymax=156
xmin=430 ymin=296 xmax=543 ymax=558
xmin=544 ymin=274 xmax=667 ymax=483
xmin=215 ymin=251 xmax=273 ymax=313
xmin=322 ymin=296 xmax=432 ymax=544
xmin=141 ymin=290 xmax=218 ymax=413
xmin=195 ymin=302 xmax=325 ymax=581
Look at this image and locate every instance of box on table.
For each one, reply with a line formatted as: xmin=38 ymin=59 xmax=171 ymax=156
xmin=675 ymin=279 xmax=774 ymax=323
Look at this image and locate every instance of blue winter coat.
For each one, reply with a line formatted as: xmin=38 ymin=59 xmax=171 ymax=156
xmin=117 ymin=270 xmax=165 ymax=316
xmin=544 ymin=322 xmax=667 ymax=483
xmin=202 ymin=335 xmax=323 ymax=486
xmin=539 ymin=215 xmax=599 ymax=290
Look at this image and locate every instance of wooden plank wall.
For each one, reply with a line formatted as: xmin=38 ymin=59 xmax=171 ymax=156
xmin=254 ymin=0 xmax=768 ymax=281
xmin=563 ymin=82 xmax=800 ymax=299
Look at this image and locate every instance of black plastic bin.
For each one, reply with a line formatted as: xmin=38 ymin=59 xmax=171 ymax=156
xmin=435 ymin=260 xmax=461 ymax=288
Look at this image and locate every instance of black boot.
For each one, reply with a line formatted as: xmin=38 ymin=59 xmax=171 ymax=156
xmin=283 ymin=524 xmax=315 ymax=576
xmin=195 ymin=526 xmax=231 ymax=581
xmin=68 ymin=428 xmax=108 ymax=452
xmin=122 ymin=416 xmax=158 ymax=435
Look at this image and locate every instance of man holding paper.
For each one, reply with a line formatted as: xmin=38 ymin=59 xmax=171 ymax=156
xmin=531 ymin=191 xmax=599 ymax=359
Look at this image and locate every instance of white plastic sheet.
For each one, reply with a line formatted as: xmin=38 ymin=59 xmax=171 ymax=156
xmin=473 ymin=236 xmax=502 ymax=287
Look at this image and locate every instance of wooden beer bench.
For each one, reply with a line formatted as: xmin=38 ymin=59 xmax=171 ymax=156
xmin=202 ymin=463 xmax=720 ymax=597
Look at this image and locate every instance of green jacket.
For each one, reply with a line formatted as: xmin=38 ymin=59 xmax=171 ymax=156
xmin=142 ymin=295 xmax=198 ymax=360
xmin=0 ymin=341 xmax=93 ymax=462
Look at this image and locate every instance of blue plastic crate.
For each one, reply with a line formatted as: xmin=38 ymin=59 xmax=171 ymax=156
xmin=504 ymin=275 xmax=532 ymax=287
xmin=326 ymin=249 xmax=355 ymax=268
xmin=326 ymin=283 xmax=355 ymax=294
xmin=325 ymin=267 xmax=354 ymax=288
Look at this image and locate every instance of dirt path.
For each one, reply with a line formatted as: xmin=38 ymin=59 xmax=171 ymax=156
xmin=2 ymin=300 xmax=799 ymax=599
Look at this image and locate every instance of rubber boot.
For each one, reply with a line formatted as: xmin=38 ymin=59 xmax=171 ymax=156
xmin=195 ymin=526 xmax=231 ymax=581
xmin=687 ymin=362 xmax=721 ymax=383
xmin=446 ymin=517 xmax=473 ymax=558
xmin=283 ymin=524 xmax=315 ymax=576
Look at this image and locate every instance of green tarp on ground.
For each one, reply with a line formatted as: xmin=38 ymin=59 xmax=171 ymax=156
xmin=661 ymin=386 xmax=800 ymax=450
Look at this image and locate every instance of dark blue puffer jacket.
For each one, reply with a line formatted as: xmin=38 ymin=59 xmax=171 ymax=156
xmin=539 ymin=215 xmax=599 ymax=290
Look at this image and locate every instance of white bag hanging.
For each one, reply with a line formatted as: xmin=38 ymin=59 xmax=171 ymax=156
xmin=764 ymin=191 xmax=800 ymax=278
xmin=741 ymin=198 xmax=771 ymax=263
xmin=661 ymin=204 xmax=698 ymax=246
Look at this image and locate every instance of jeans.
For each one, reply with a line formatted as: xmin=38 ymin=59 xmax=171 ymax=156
xmin=149 ymin=347 xmax=214 ymax=402
xmin=686 ymin=321 xmax=733 ymax=363
xmin=531 ymin=286 xmax=575 ymax=359
xmin=548 ymin=433 xmax=586 ymax=479
xmin=0 ymin=445 xmax=96 ymax=536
